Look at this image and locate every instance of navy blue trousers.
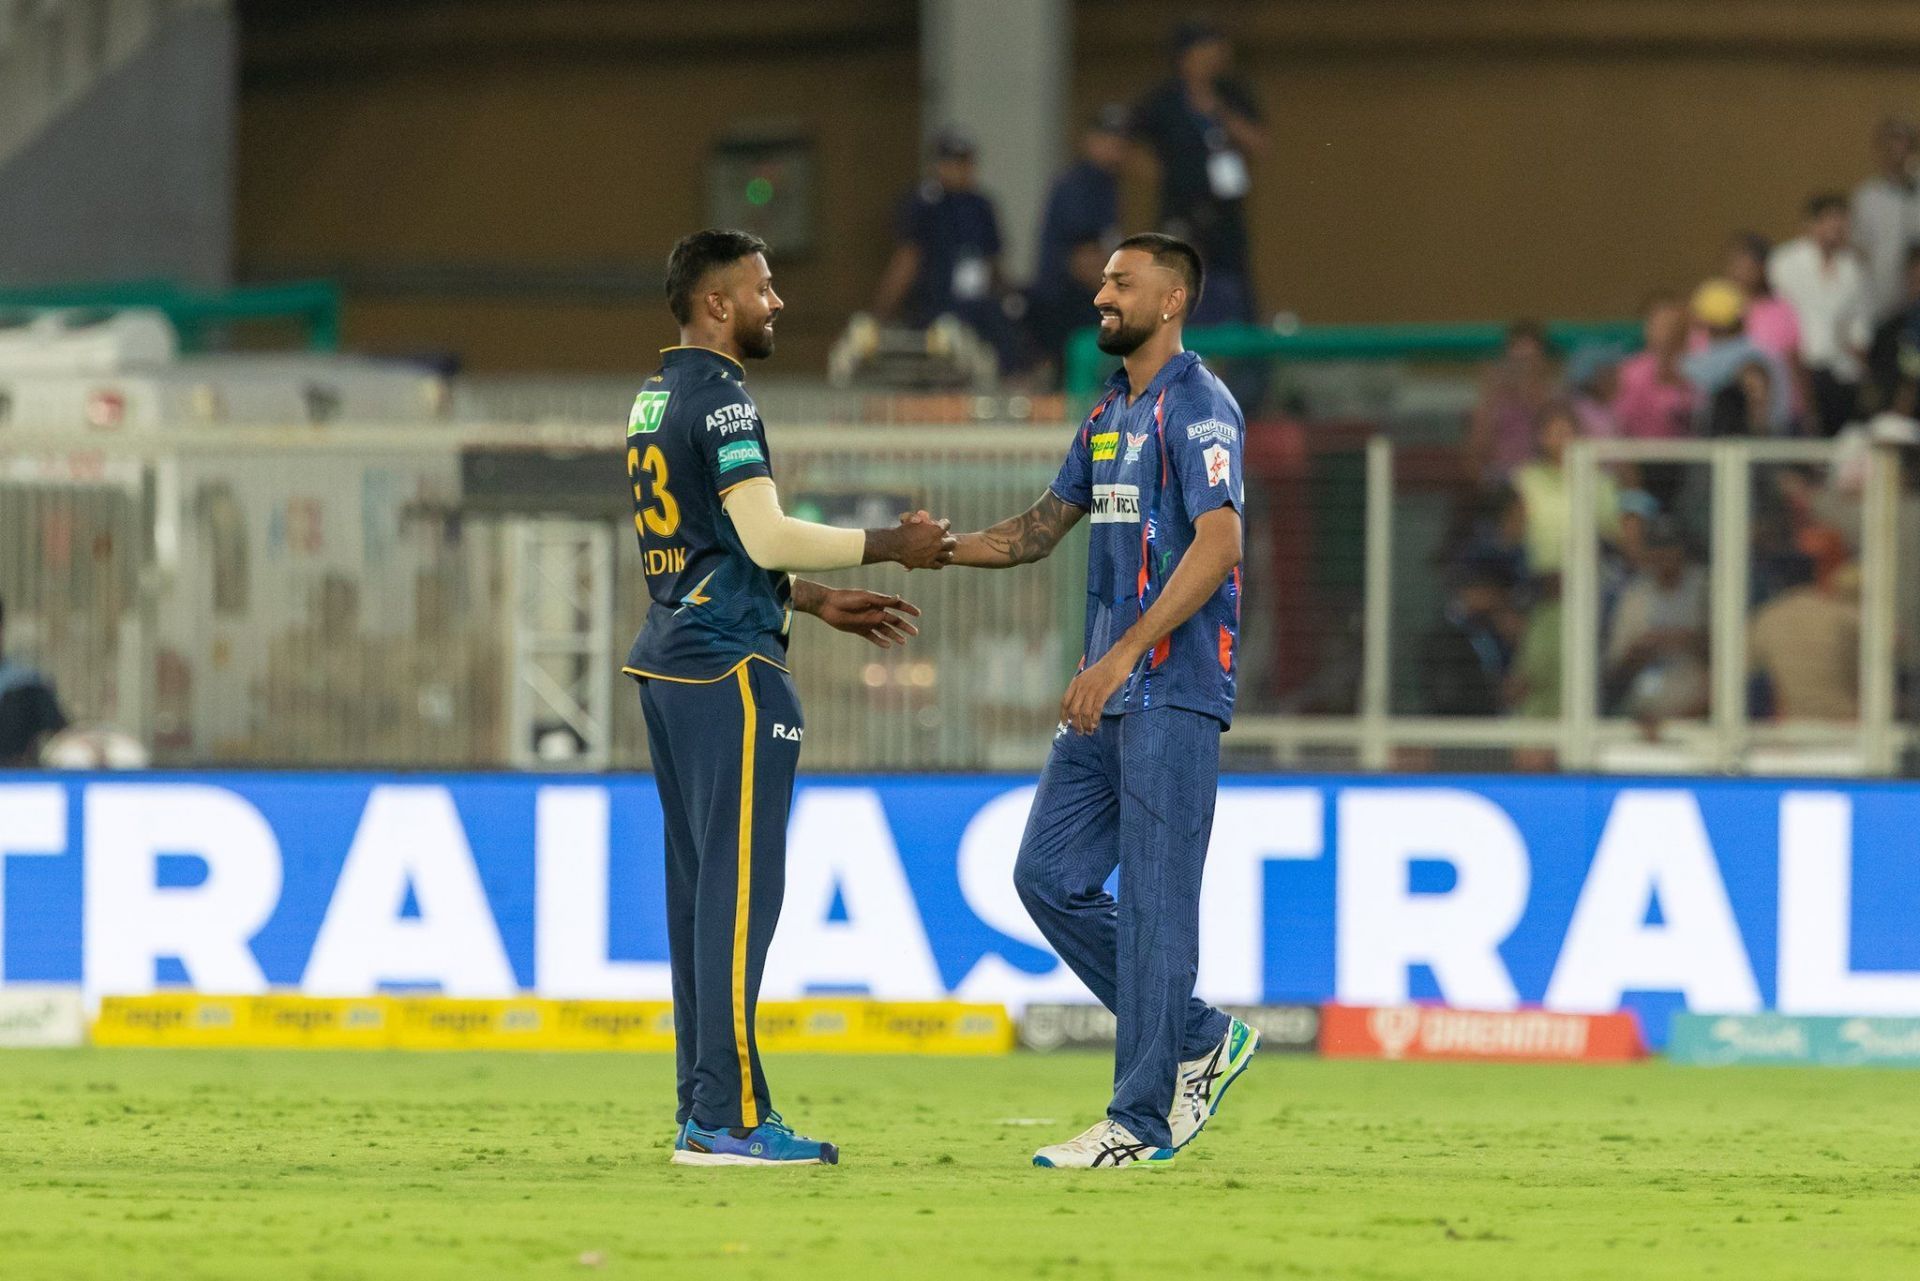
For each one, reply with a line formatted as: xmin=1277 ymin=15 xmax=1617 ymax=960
xmin=638 ymin=658 xmax=802 ymax=1131
xmin=1013 ymin=708 xmax=1231 ymax=1148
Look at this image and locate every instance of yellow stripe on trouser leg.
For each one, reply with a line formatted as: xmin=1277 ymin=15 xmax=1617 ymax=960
xmin=732 ymin=663 xmax=759 ymax=1129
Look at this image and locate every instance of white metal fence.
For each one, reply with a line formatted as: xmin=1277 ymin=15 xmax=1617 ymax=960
xmin=0 ymin=425 xmax=1907 ymax=774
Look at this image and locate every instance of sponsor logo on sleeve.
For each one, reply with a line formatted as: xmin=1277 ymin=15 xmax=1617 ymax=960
xmin=1123 ymin=431 xmax=1150 ymax=464
xmin=716 ymin=440 xmax=767 ymax=473
xmin=1186 ymin=418 xmax=1238 ymax=445
xmin=1089 ymin=482 xmax=1142 ymax=523
xmin=1090 ymin=431 xmax=1120 ymax=462
xmin=705 ymin=401 xmax=759 ymax=435
xmin=627 ymin=390 xmax=671 ymax=435
xmin=1203 ymin=443 xmax=1231 ymax=487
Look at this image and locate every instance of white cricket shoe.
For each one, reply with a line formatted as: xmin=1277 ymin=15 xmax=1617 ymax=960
xmin=1168 ymin=1016 xmax=1261 ymax=1150
xmin=1031 ymin=1118 xmax=1172 ymax=1169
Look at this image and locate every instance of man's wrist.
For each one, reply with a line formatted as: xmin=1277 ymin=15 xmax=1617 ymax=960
xmin=790 ymin=576 xmax=826 ymax=615
xmin=860 ymin=528 xmax=897 ymax=566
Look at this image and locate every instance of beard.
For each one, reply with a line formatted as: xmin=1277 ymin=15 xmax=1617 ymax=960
xmin=735 ymin=314 xmax=776 ymax=360
xmin=1095 ymin=312 xmax=1153 ymax=356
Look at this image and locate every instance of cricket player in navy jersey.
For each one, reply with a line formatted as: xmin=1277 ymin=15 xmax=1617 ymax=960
xmin=628 ymin=230 xmax=954 ymax=1166
xmin=923 ymin=232 xmax=1257 ymax=1168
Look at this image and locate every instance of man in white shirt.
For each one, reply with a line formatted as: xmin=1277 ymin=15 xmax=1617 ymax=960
xmin=1771 ymin=194 xmax=1872 ymax=434
xmin=1851 ymin=117 xmax=1920 ymax=325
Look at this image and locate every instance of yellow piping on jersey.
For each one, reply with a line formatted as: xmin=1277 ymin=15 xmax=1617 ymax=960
xmin=659 ymin=344 xmax=746 ymax=373
xmin=731 ymin=661 xmax=760 ymax=1127
xmin=621 ymin=654 xmax=788 ymax=685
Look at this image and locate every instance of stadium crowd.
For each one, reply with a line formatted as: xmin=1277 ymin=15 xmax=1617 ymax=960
xmin=874 ymin=4 xmax=1907 ymax=738
xmin=1420 ymin=118 xmax=1920 ymax=731
xmin=870 ymin=18 xmax=1263 ymax=384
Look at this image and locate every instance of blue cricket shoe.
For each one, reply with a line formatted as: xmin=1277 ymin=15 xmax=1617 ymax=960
xmin=671 ymin=1112 xmax=839 ymax=1167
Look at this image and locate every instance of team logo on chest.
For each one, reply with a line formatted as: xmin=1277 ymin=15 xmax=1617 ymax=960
xmin=1123 ymin=431 xmax=1150 ymax=465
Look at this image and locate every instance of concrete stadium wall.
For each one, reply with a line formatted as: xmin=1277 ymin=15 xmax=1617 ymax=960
xmin=234 ymin=0 xmax=921 ymax=372
xmin=0 ymin=3 xmax=235 ymax=289
xmin=231 ymin=0 xmax=1920 ymax=372
xmin=1075 ymin=0 xmax=1920 ymax=327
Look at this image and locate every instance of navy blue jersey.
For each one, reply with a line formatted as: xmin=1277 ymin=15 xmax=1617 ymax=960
xmin=1050 ymin=351 xmax=1245 ymax=725
xmin=622 ymin=346 xmax=792 ymax=682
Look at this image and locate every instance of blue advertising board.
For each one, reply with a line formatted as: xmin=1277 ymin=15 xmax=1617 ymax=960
xmin=4 ymin=772 xmax=1920 ymax=1046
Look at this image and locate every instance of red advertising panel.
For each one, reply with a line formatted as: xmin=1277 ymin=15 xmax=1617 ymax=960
xmin=1321 ymin=1004 xmax=1645 ymax=1062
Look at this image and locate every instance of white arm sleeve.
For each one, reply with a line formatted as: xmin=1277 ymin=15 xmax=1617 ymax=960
xmin=721 ymin=477 xmax=867 ymax=572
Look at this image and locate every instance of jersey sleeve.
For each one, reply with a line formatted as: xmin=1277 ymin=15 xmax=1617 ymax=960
xmin=1049 ymin=419 xmax=1094 ymax=509
xmin=690 ymin=382 xmax=775 ymax=496
xmin=1163 ymin=384 xmax=1244 ymax=518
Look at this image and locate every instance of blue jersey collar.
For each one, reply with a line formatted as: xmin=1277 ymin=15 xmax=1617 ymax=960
xmin=660 ymin=345 xmax=747 ymax=377
xmin=1103 ymin=349 xmax=1201 ymax=404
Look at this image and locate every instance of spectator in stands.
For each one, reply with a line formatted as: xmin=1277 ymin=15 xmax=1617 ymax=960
xmin=1507 ymin=573 xmax=1564 ymax=738
xmin=1564 ymin=343 xmax=1625 ymax=440
xmin=1863 ymin=245 xmax=1920 ymax=418
xmin=1612 ymin=294 xmax=1697 ymax=441
xmin=1771 ymin=194 xmax=1871 ymax=434
xmin=1684 ymin=278 xmax=1793 ymax=435
xmin=1028 ymin=105 xmax=1129 ymax=381
xmin=1604 ymin=518 xmax=1710 ymax=728
xmin=1130 ymin=18 xmax=1267 ymax=325
xmin=1749 ymin=557 xmax=1861 ymax=722
xmin=872 ymin=129 xmax=1021 ymax=372
xmin=1851 ymin=117 xmax=1920 ymax=325
xmin=1724 ymin=233 xmax=1804 ymax=375
xmin=0 ymin=595 xmax=69 ymax=766
xmin=1466 ymin=320 xmax=1559 ymax=480
xmin=1513 ymin=401 xmax=1622 ymax=577
xmin=1419 ymin=552 xmax=1521 ymax=716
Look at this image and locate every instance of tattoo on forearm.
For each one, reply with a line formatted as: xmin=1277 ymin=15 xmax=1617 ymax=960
xmin=980 ymin=492 xmax=1082 ymax=566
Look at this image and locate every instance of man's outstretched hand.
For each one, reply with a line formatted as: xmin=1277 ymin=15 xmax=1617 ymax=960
xmin=864 ymin=513 xmax=955 ymax=570
xmin=814 ymin=589 xmax=923 ymax=648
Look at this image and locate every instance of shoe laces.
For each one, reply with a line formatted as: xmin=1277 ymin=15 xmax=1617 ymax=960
xmin=758 ymin=1111 xmax=796 ymax=1137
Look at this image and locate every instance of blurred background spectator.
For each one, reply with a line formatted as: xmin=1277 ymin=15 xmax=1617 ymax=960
xmin=1129 ymin=18 xmax=1267 ymax=327
xmin=1770 ymin=194 xmax=1871 ymax=434
xmin=1612 ymin=294 xmax=1697 ymax=442
xmin=1420 ymin=552 xmax=1522 ymax=717
xmin=1467 ymin=320 xmax=1560 ymax=481
xmin=1513 ymin=401 xmax=1622 ymax=577
xmin=1850 ymin=116 xmax=1920 ymax=326
xmin=1564 ymin=343 xmax=1626 ymax=440
xmin=1685 ymin=278 xmax=1793 ymax=435
xmin=1605 ymin=518 xmax=1710 ymax=729
xmin=0 ymin=595 xmax=69 ymax=767
xmin=1720 ymin=231 xmax=1807 ymax=421
xmin=873 ymin=129 xmax=1022 ymax=373
xmin=1027 ymin=104 xmax=1128 ymax=382
xmin=1749 ymin=557 xmax=1861 ymax=722
xmin=1863 ymin=245 xmax=1920 ymax=418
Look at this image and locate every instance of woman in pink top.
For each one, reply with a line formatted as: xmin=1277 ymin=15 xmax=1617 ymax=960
xmin=1611 ymin=293 xmax=1697 ymax=439
xmin=1728 ymin=231 xmax=1809 ymax=423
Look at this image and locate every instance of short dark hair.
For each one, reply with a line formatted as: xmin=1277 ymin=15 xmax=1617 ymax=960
xmin=1114 ymin=232 xmax=1204 ymax=317
xmin=665 ymin=229 xmax=769 ymax=325
xmin=1505 ymin=318 xmax=1550 ymax=352
xmin=1806 ymin=192 xmax=1848 ymax=220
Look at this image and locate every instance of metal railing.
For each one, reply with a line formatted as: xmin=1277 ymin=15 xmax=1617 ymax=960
xmin=0 ymin=425 xmax=1906 ymax=774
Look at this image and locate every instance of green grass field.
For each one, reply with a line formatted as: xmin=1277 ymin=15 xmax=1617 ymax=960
xmin=3 ymin=1049 xmax=1918 ymax=1280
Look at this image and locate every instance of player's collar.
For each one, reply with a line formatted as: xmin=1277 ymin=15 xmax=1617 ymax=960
xmin=1104 ymin=349 xmax=1200 ymax=400
xmin=660 ymin=345 xmax=747 ymax=375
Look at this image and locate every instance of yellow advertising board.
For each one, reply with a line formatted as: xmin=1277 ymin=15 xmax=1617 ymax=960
xmin=90 ymin=994 xmax=1012 ymax=1055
